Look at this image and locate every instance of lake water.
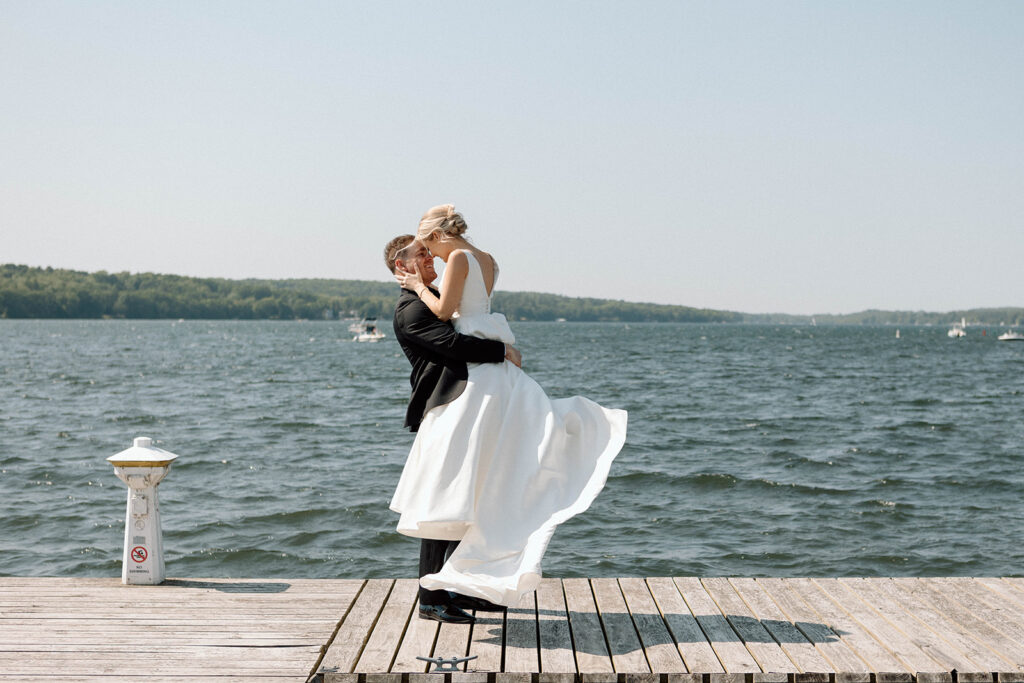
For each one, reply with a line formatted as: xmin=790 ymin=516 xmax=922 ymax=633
xmin=1 ymin=319 xmax=1022 ymax=579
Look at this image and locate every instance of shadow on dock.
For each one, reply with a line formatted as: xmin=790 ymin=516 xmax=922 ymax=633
xmin=163 ymin=578 xmax=292 ymax=592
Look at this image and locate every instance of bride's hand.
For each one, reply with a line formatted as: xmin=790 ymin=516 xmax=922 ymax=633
xmin=396 ymin=262 xmax=425 ymax=294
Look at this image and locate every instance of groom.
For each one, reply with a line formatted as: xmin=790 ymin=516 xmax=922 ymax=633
xmin=384 ymin=235 xmax=520 ymax=624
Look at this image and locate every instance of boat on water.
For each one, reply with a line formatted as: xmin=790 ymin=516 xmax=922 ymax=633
xmin=948 ymin=317 xmax=967 ymax=338
xmin=351 ymin=318 xmax=386 ymax=342
xmin=997 ymin=330 xmax=1024 ymax=341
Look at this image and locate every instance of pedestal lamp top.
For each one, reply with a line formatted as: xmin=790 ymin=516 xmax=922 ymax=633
xmin=106 ymin=436 xmax=179 ymax=468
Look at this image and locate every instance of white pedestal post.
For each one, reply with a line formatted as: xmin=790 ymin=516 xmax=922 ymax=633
xmin=107 ymin=437 xmax=179 ymax=585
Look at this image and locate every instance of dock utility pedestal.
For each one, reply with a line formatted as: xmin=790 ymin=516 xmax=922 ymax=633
xmin=106 ymin=437 xmax=178 ymax=585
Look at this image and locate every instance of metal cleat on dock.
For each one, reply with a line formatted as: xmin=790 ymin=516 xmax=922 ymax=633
xmin=416 ymin=655 xmax=478 ymax=672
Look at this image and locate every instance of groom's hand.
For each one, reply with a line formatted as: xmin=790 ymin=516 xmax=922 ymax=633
xmin=504 ymin=344 xmax=522 ymax=368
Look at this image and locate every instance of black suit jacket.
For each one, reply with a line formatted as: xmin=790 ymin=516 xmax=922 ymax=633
xmin=393 ymin=287 xmax=506 ymax=431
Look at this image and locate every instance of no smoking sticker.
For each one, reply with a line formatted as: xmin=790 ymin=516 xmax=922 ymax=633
xmin=130 ymin=546 xmax=148 ymax=563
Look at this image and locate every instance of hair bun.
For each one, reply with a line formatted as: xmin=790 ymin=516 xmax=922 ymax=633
xmin=417 ymin=203 xmax=469 ymax=241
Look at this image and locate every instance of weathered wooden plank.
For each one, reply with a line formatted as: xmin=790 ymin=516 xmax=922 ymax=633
xmin=0 ymin=662 xmax=307 ymax=675
xmin=390 ymin=607 xmax=439 ymax=673
xmin=504 ymin=589 xmax=540 ymax=673
xmin=957 ymin=675 xmax=994 ymax=683
xmin=320 ymin=579 xmax=394 ymax=673
xmin=433 ymin=618 xmax=473 ymax=670
xmin=784 ymin=577 xmax=907 ymax=673
xmin=0 ymin=632 xmax=328 ymax=643
xmin=999 ymin=577 xmax=1024 ymax=602
xmin=365 ymin=673 xmax=404 ymax=683
xmin=646 ymin=576 xmax=723 ymax=673
xmin=622 ymin=674 xmax=661 ymax=683
xmin=592 ymin=577 xmax=650 ymax=673
xmin=917 ymin=578 xmax=1024 ymax=667
xmin=708 ymin=673 xmax=748 ymax=683
xmin=0 ymin=653 xmax=319 ymax=667
xmin=0 ymin=576 xmax=358 ymax=681
xmin=324 ymin=673 xmax=361 ymax=683
xmin=753 ymin=578 xmax=872 ymax=674
xmin=0 ymin=601 xmax=352 ymax=610
xmin=838 ymin=578 xmax=974 ymax=672
xmin=892 ymin=578 xmax=1024 ymax=670
xmin=674 ymin=576 xmax=759 ymax=673
xmin=564 ymin=577 xmax=614 ymax=674
xmin=0 ymin=643 xmax=316 ymax=653
xmin=0 ymin=617 xmax=338 ymax=629
xmin=451 ymin=673 xmax=490 ymax=683
xmin=942 ymin=576 xmax=1024 ymax=631
xmin=667 ymin=674 xmax=705 ymax=683
xmin=354 ymin=578 xmax=419 ymax=673
xmin=536 ymin=577 xmax=577 ymax=675
xmin=0 ymin=589 xmax=362 ymax=599
xmin=0 ymin=578 xmax=361 ymax=595
xmin=974 ymin=577 xmax=1024 ymax=611
xmin=752 ymin=674 xmax=790 ymax=683
xmin=702 ymin=577 xmax=798 ymax=673
xmin=876 ymin=578 xmax=1014 ymax=672
xmin=729 ymin=578 xmax=833 ymax=674
xmin=946 ymin=578 xmax=1024 ymax=657
xmin=619 ymin=577 xmax=687 ymax=673
xmin=0 ymin=639 xmax=324 ymax=650
xmin=494 ymin=672 xmax=534 ymax=683
xmin=834 ymin=674 xmax=873 ymax=683
xmin=466 ymin=608 xmax=504 ymax=672
xmin=811 ymin=578 xmax=942 ymax=673
xmin=0 ymin=678 xmax=305 ymax=683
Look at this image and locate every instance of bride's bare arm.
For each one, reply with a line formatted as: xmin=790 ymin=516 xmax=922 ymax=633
xmin=414 ymin=249 xmax=468 ymax=321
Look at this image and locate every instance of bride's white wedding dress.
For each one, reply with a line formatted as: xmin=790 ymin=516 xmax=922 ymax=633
xmin=390 ymin=251 xmax=627 ymax=606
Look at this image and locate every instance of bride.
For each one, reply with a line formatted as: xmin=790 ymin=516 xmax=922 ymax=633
xmin=391 ymin=204 xmax=627 ymax=607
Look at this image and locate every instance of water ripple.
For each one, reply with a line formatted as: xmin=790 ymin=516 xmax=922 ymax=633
xmin=2 ymin=320 xmax=1023 ymax=579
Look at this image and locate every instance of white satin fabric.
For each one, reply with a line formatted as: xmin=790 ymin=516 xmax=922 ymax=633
xmin=390 ymin=251 xmax=627 ymax=606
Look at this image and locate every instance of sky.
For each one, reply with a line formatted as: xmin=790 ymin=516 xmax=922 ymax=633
xmin=2 ymin=1 xmax=1022 ymax=315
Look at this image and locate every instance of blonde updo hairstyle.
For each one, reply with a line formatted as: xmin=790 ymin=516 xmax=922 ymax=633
xmin=417 ymin=204 xmax=468 ymax=244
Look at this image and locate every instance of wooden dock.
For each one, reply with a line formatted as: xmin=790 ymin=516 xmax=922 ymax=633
xmin=3 ymin=577 xmax=1024 ymax=683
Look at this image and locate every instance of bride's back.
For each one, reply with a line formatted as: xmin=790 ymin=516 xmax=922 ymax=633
xmin=452 ymin=250 xmax=494 ymax=318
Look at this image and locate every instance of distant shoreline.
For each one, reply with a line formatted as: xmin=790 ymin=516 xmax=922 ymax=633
xmin=2 ymin=264 xmax=1021 ymax=325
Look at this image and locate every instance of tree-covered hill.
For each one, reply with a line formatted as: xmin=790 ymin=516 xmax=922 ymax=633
xmin=0 ymin=264 xmax=739 ymax=322
xmin=2 ymin=264 xmax=1019 ymax=324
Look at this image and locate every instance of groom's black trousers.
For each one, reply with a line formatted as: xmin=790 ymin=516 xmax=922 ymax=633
xmin=418 ymin=539 xmax=459 ymax=605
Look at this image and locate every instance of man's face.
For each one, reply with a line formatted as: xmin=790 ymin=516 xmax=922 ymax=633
xmin=397 ymin=240 xmax=437 ymax=285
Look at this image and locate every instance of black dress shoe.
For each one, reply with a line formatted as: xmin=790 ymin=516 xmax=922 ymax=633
xmin=448 ymin=593 xmax=507 ymax=612
xmin=418 ymin=603 xmax=475 ymax=624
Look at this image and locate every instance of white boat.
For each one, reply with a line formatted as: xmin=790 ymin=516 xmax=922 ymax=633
xmin=948 ymin=318 xmax=966 ymax=338
xmin=997 ymin=330 xmax=1024 ymax=341
xmin=352 ymin=318 xmax=385 ymax=342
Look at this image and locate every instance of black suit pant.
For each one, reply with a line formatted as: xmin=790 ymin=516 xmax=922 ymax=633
xmin=418 ymin=538 xmax=459 ymax=605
